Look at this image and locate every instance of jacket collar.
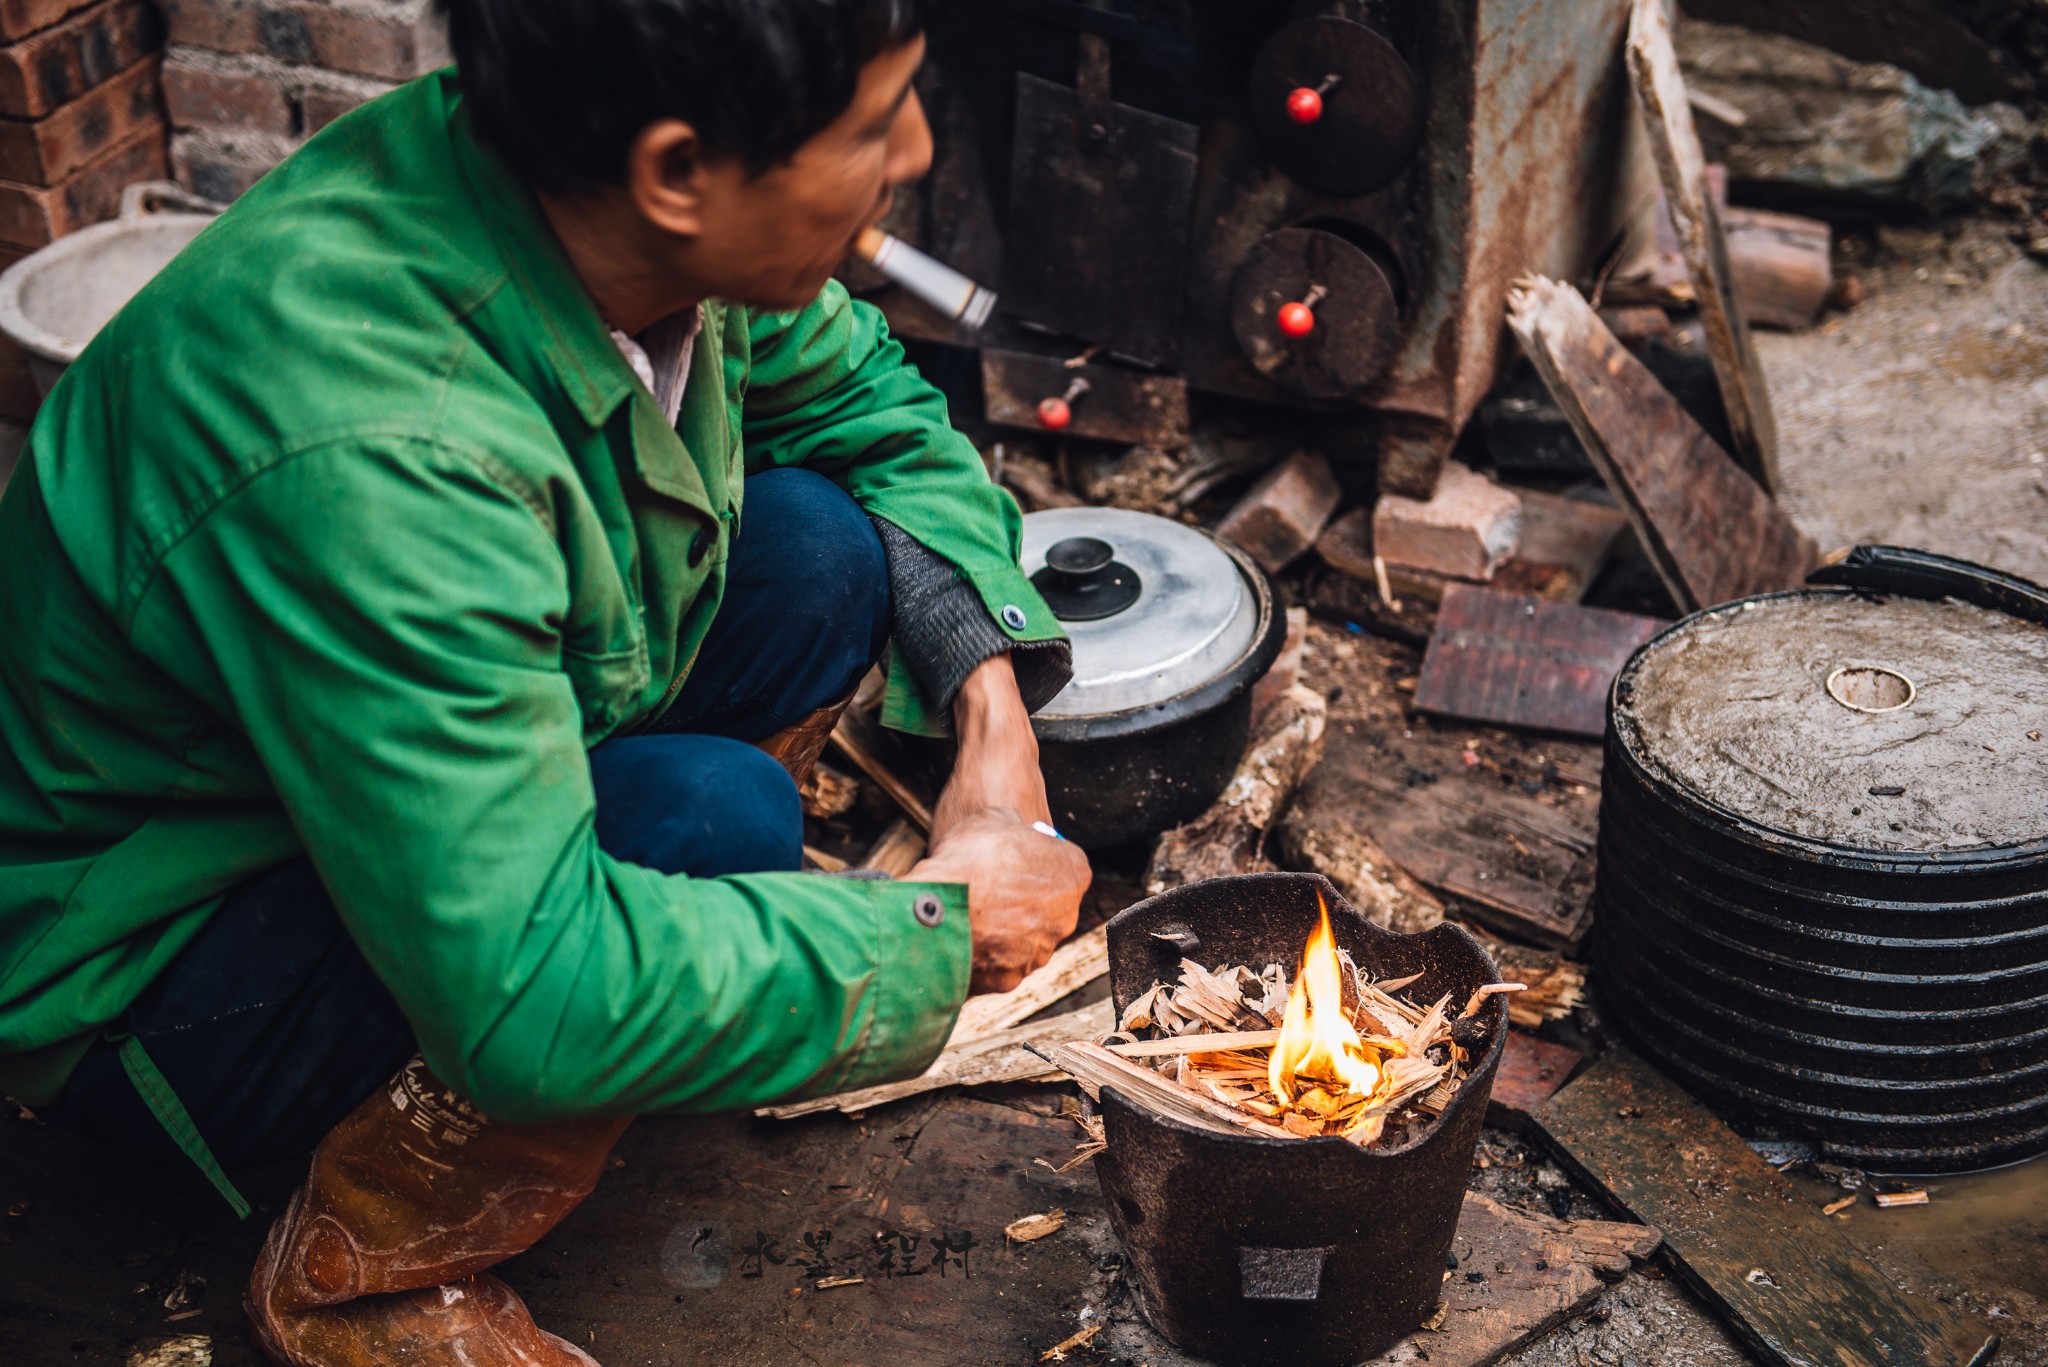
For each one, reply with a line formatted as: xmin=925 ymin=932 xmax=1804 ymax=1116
xmin=437 ymin=72 xmax=643 ymax=432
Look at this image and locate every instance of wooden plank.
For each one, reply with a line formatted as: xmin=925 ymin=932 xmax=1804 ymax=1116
xmin=1508 ymin=276 xmax=1814 ymax=614
xmin=1485 ymin=1031 xmax=1585 ymax=1133
xmin=1403 ymin=1192 xmax=1661 ymax=1367
xmin=1286 ymin=711 xmax=1601 ymax=949
xmin=1626 ymin=0 xmax=1780 ymax=488
xmin=1414 ymin=586 xmax=1666 ymax=738
xmin=857 ymin=818 xmax=924 ymax=876
xmin=1534 ymin=1046 xmax=1998 ymax=1367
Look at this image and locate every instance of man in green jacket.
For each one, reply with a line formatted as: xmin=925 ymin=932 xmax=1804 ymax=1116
xmin=0 ymin=0 xmax=1093 ymax=1360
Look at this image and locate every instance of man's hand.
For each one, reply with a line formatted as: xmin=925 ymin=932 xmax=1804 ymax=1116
xmin=910 ymin=655 xmax=1089 ymax=991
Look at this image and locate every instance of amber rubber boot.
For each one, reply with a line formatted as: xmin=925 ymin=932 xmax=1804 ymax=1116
xmin=246 ymin=1058 xmax=632 ymax=1366
xmin=753 ymin=687 xmax=857 ymax=788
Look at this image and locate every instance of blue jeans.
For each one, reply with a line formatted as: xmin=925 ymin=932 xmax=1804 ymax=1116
xmin=39 ymin=468 xmax=890 ymax=1173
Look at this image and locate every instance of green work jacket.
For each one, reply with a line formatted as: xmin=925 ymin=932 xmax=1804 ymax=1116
xmin=0 ymin=71 xmax=1065 ymax=1126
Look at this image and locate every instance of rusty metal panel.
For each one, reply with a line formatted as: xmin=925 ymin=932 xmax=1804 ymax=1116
xmin=981 ymin=349 xmax=1189 ymax=448
xmin=1002 ymin=50 xmax=1199 ymax=367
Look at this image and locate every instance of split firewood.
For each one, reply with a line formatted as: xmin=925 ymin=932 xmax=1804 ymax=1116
xmin=1145 ymin=684 xmax=1328 ymax=894
xmin=1000 ymin=452 xmax=1081 ymax=510
xmin=1051 ymin=947 xmax=1520 ymax=1152
xmin=802 ymin=844 xmax=850 ymax=873
xmin=828 ymin=707 xmax=934 ymax=830
xmin=1004 ymin=1209 xmax=1066 ymax=1243
xmin=1461 ymin=924 xmax=1586 ymax=1029
xmin=1271 ymin=812 xmax=1445 ymax=935
xmin=946 ymin=923 xmax=1108 ymax=1047
xmin=798 ymin=761 xmax=860 ymax=819
xmin=858 ymin=819 xmax=925 ymax=877
xmin=757 ymin=997 xmax=1113 ymax=1119
xmin=760 ymin=924 xmax=1115 ymax=1119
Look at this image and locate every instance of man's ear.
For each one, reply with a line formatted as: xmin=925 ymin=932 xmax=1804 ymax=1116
xmin=626 ymin=119 xmax=707 ymax=238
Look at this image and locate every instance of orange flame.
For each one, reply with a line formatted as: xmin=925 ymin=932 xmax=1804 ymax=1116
xmin=1268 ymin=891 xmax=1381 ymax=1106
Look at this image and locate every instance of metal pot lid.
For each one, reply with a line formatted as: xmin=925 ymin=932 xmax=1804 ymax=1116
xmin=1022 ymin=507 xmax=1261 ymax=719
xmin=1615 ymin=591 xmax=2048 ymax=852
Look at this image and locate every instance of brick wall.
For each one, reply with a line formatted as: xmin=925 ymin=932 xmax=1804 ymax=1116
xmin=0 ymin=0 xmax=172 ymax=419
xmin=160 ymin=0 xmax=448 ymax=201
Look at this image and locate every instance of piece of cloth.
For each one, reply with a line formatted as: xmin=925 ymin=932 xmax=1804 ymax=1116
xmin=0 ymin=69 xmax=1061 ymax=1117
xmin=873 ymin=517 xmax=1072 ymax=724
xmin=36 ymin=467 xmax=888 ymax=1174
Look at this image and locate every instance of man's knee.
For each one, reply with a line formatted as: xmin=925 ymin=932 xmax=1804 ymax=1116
xmin=589 ymin=734 xmax=802 ymax=878
xmin=741 ymin=467 xmax=890 ymax=658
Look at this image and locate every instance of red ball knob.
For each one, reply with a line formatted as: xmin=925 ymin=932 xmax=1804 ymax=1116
xmin=1036 ymin=396 xmax=1073 ymax=430
xmin=1277 ymin=300 xmax=1317 ymax=338
xmin=1286 ymin=86 xmax=1324 ymax=124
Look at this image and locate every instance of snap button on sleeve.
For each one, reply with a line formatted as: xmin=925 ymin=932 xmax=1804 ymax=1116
xmin=912 ymin=893 xmax=945 ymax=928
xmin=1000 ymin=604 xmax=1028 ymax=631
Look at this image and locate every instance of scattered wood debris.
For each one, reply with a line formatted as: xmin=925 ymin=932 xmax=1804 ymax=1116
xmin=1822 ymin=1195 xmax=1857 ymax=1216
xmin=1627 ymin=0 xmax=1780 ymax=489
xmin=814 ymin=1275 xmax=865 ymax=1290
xmin=857 ymin=818 xmax=924 ymax=877
xmin=757 ymin=997 xmax=1112 ymax=1119
xmin=1039 ymin=1323 xmax=1103 ymax=1361
xmin=1508 ymin=275 xmax=1815 ymax=615
xmin=798 ymin=761 xmax=860 ymax=819
xmin=1005 ymin=1209 xmax=1067 ymax=1243
xmin=1876 ymin=1189 xmax=1930 ymax=1208
xmin=759 ymin=925 xmax=1112 ymax=1119
xmin=828 ymin=707 xmax=934 ymax=830
xmin=1145 ymin=683 xmax=1328 ymax=894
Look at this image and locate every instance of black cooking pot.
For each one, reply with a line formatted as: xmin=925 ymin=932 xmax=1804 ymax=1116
xmin=1023 ymin=509 xmax=1286 ymax=848
xmin=903 ymin=509 xmax=1284 ymax=849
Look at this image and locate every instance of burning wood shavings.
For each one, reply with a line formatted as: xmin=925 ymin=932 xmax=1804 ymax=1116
xmin=1064 ymin=893 xmax=1520 ymax=1152
xmin=1040 ymin=1323 xmax=1103 ymax=1360
xmin=1005 ymin=1209 xmax=1067 ymax=1242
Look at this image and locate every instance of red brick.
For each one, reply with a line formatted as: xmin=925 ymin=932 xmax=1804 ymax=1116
xmin=0 ymin=0 xmax=163 ymax=118
xmin=162 ymin=0 xmax=448 ymax=83
xmin=1370 ymin=460 xmax=1524 ymax=582
xmin=1214 ymin=450 xmax=1343 ymax=574
xmin=0 ymin=0 xmax=93 ymax=42
xmin=170 ymin=127 xmax=292 ymax=202
xmin=0 ymin=54 xmax=164 ymax=185
xmin=300 ymin=81 xmax=386 ymax=134
xmin=0 ymin=119 xmax=168 ymax=249
xmin=163 ymin=53 xmax=291 ymax=136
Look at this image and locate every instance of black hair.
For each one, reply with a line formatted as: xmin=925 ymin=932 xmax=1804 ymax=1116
xmin=436 ymin=0 xmax=935 ymax=193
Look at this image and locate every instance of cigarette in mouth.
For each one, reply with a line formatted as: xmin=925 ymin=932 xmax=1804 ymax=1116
xmin=855 ymin=226 xmax=997 ymax=331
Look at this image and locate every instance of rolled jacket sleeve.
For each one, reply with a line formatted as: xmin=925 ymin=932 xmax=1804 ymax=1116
xmin=741 ymin=281 xmax=1070 ymax=737
xmin=128 ymin=437 xmax=972 ymax=1121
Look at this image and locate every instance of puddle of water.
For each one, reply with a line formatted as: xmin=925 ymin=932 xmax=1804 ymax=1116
xmin=1788 ymin=1153 xmax=2048 ymax=1302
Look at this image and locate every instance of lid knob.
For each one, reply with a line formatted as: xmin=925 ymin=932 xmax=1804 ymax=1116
xmin=1031 ymin=535 xmax=1144 ymax=621
xmin=1046 ymin=536 xmax=1114 ymax=577
xmin=1036 ymin=376 xmax=1091 ymax=431
xmin=1277 ymin=282 xmax=1328 ymax=339
xmin=1285 ymin=73 xmax=1340 ymax=125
